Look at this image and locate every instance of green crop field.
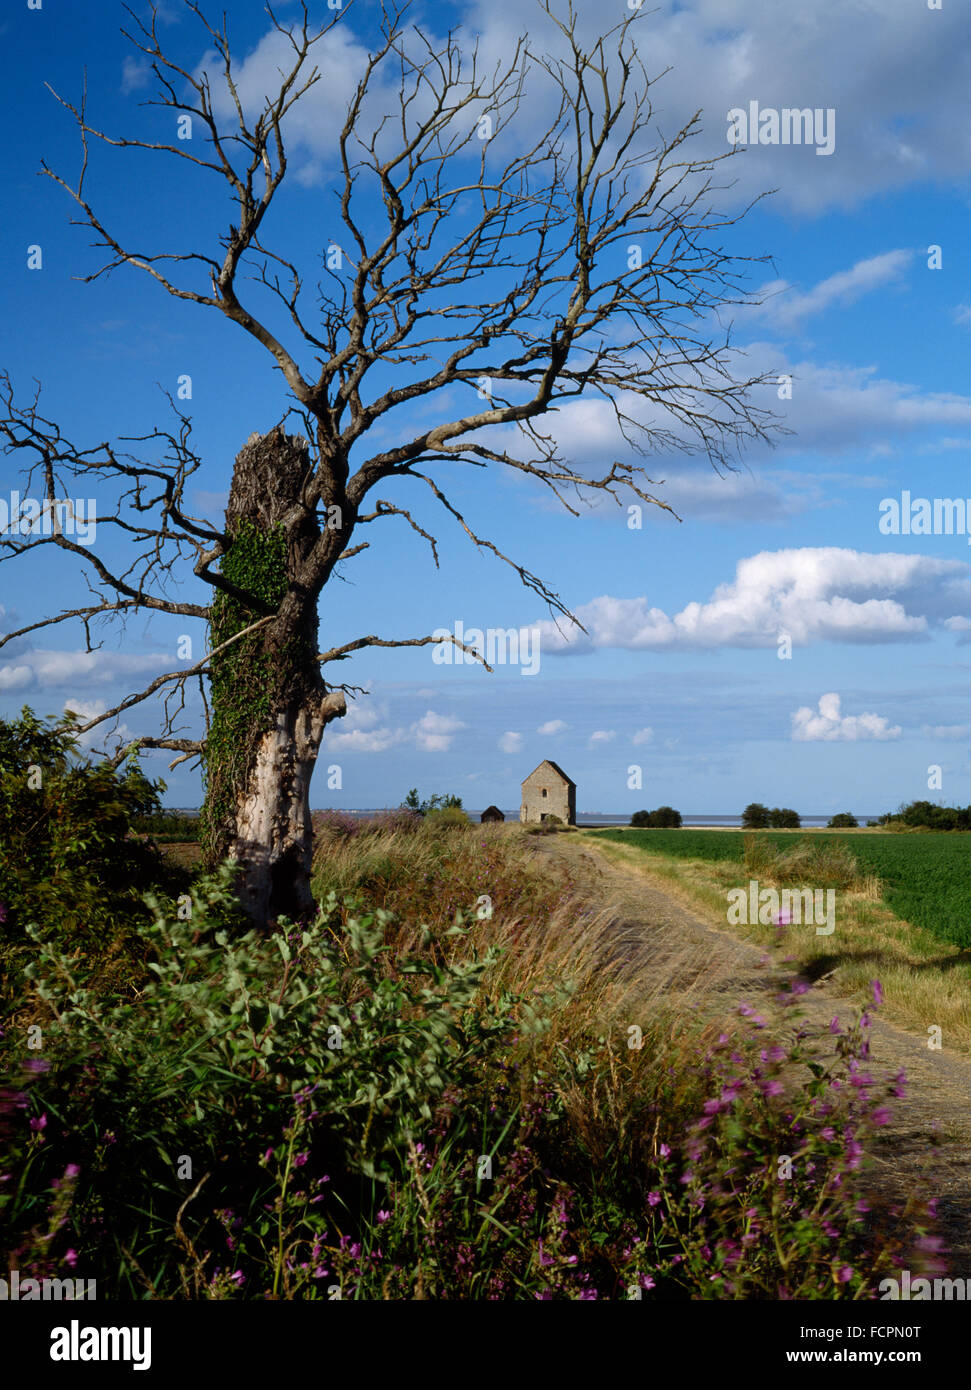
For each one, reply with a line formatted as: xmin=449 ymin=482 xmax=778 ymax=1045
xmin=592 ymin=828 xmax=971 ymax=949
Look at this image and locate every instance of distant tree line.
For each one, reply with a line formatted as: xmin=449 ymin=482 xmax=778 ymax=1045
xmin=742 ymin=803 xmax=800 ymax=829
xmin=402 ymin=789 xmax=464 ymax=815
xmin=630 ymin=806 xmax=682 ymax=828
xmin=399 ymin=789 xmax=470 ymax=827
xmin=875 ymin=800 xmax=971 ymax=831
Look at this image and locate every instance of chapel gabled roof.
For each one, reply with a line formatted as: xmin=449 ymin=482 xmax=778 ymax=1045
xmin=522 ymin=759 xmax=575 ymax=788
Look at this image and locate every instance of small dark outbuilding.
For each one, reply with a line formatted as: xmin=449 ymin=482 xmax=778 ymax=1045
xmin=480 ymin=805 xmax=505 ymax=823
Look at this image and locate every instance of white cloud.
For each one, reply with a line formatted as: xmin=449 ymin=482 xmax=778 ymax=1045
xmin=922 ymin=724 xmax=971 ymax=741
xmin=329 ymin=727 xmax=400 ymax=753
xmin=753 ymin=251 xmax=912 ymax=330
xmin=63 ymin=698 xmax=136 ymax=753
xmin=121 ymin=55 xmax=152 ymax=94
xmin=791 ymin=693 xmax=901 ymax=743
xmin=325 ymin=701 xmax=400 ymax=753
xmin=199 ymin=1 xmax=971 ymax=221
xmin=538 ymin=719 xmax=568 ymax=735
xmin=197 ymin=22 xmax=398 ymax=181
xmin=0 ymin=648 xmax=169 ymax=691
xmin=589 ymin=730 xmax=616 ymax=745
xmin=476 ymin=341 xmax=971 ymax=504
xmin=631 ymin=727 xmax=654 ymax=745
xmin=537 ymin=549 xmax=971 ymax=654
xmin=454 ymin=0 xmax=971 ymax=218
xmin=324 ymin=702 xmax=466 ymax=753
xmin=498 ymin=731 xmax=524 ymax=754
xmin=0 ymin=664 xmax=32 ymax=692
xmin=413 ymin=710 xmax=466 ymax=752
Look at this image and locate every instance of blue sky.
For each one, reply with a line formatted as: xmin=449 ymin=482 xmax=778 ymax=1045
xmin=2 ymin=0 xmax=971 ymax=817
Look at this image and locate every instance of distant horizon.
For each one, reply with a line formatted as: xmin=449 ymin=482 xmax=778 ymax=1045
xmin=162 ymin=805 xmax=886 ymax=821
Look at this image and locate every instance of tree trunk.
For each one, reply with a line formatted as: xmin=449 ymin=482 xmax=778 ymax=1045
xmin=201 ymin=427 xmax=345 ymax=925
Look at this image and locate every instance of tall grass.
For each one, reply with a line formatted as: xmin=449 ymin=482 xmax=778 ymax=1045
xmin=592 ymin=828 xmax=971 ymax=1055
xmin=742 ymin=834 xmax=872 ymax=892
xmin=1 ymin=819 xmax=940 ymax=1299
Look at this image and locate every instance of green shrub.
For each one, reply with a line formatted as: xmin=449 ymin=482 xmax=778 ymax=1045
xmin=631 ymin=807 xmax=682 ymax=828
xmin=1 ymin=834 xmax=938 ymax=1299
xmin=2 ymin=867 xmax=517 ymax=1294
xmin=877 ymin=800 xmax=971 ymax=831
xmin=743 ymin=834 xmax=864 ymax=890
xmin=401 ymin=790 xmax=464 ymax=816
xmin=827 ymin=812 xmax=859 ymax=829
xmin=131 ymin=811 xmax=200 ymax=842
xmin=424 ymin=805 xmax=471 ymax=830
xmin=0 ymin=707 xmax=170 ymax=993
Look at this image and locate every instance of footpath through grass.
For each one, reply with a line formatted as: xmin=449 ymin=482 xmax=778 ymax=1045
xmin=590 ymin=828 xmax=971 ymax=1055
xmin=0 ymin=812 xmax=943 ymax=1299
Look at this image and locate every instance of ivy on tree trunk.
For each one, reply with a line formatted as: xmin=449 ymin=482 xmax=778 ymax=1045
xmin=200 ymin=428 xmax=344 ymax=925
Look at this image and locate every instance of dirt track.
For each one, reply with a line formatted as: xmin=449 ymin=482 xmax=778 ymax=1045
xmin=525 ymin=830 xmax=971 ymax=1273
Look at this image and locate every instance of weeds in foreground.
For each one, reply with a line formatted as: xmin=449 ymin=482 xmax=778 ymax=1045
xmin=0 ymin=820 xmax=940 ymax=1298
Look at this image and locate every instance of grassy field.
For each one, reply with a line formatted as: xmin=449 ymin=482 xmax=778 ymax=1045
xmin=593 ymin=829 xmax=971 ymax=949
xmin=2 ymin=815 xmax=940 ymax=1299
xmin=589 ymin=827 xmax=971 ymax=1053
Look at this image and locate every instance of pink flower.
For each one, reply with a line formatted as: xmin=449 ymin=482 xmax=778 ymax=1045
xmin=836 ymin=1266 xmax=853 ymax=1283
xmin=64 ymin=1249 xmax=78 ymax=1269
xmin=29 ymin=1113 xmax=47 ymax=1132
xmin=659 ymin=1143 xmax=671 ymax=1158
xmin=377 ymin=1210 xmax=390 ymax=1224
xmin=872 ymin=980 xmax=884 ymax=1007
xmin=647 ymin=1191 xmax=661 ymax=1207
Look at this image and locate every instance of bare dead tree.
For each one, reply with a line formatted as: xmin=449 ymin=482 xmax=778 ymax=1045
xmin=0 ymin=0 xmax=782 ymax=924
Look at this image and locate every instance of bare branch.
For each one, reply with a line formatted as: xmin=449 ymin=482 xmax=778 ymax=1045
xmin=318 ymin=630 xmax=493 ymax=672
